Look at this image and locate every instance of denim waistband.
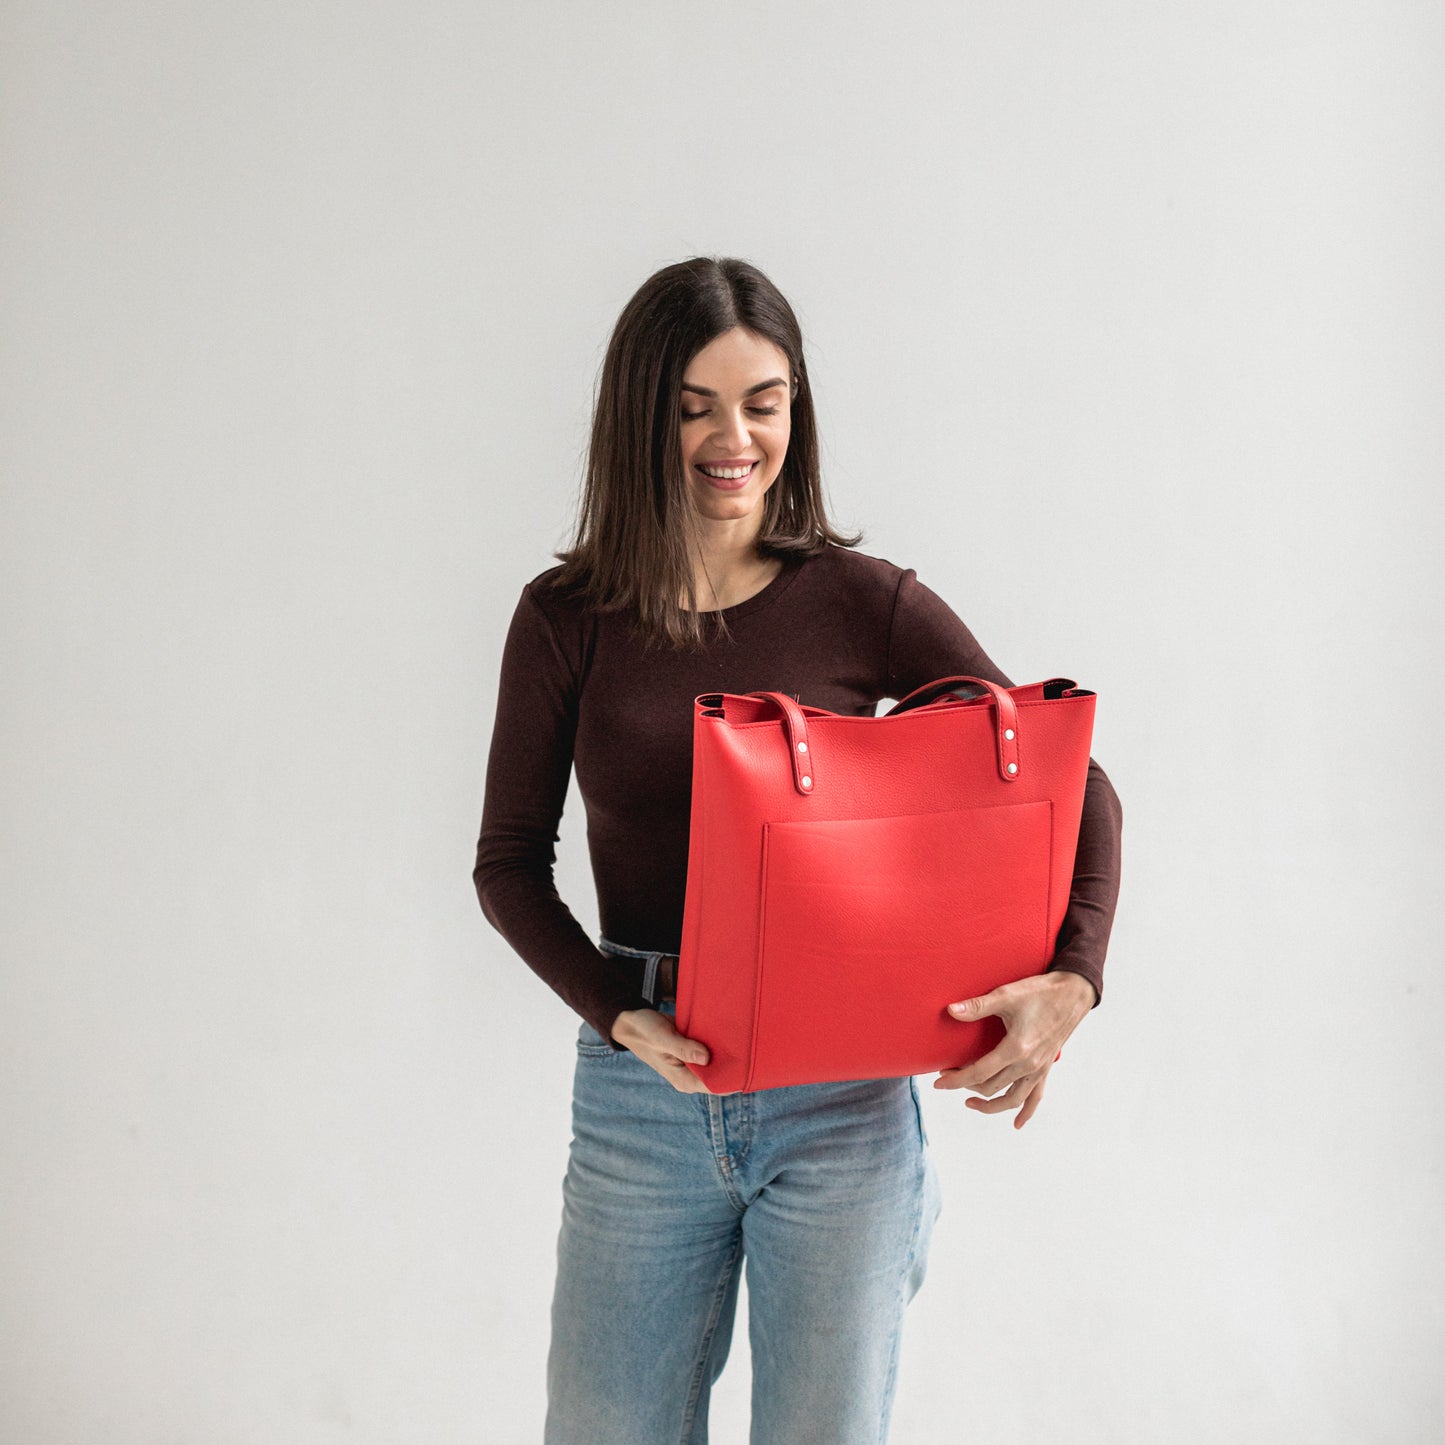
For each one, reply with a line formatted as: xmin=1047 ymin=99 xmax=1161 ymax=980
xmin=598 ymin=935 xmax=678 ymax=1007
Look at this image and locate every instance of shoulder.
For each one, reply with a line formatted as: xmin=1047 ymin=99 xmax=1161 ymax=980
xmin=802 ymin=542 xmax=915 ymax=610
xmin=522 ymin=561 xmax=570 ymax=597
xmin=813 ymin=542 xmax=910 ymax=582
xmin=503 ymin=564 xmax=595 ymax=686
xmin=519 ymin=564 xmax=588 ymax=625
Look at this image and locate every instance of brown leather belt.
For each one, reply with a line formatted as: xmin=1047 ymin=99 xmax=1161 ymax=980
xmin=654 ymin=953 xmax=679 ymax=1002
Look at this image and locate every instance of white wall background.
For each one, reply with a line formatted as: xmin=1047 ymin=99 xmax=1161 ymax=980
xmin=3 ymin=3 xmax=1441 ymax=1441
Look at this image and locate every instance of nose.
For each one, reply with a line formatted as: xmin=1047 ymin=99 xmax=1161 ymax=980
xmin=711 ymin=407 xmax=751 ymax=449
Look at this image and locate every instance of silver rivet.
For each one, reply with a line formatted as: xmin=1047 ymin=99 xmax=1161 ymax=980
xmin=797 ymin=741 xmax=808 ymax=753
xmin=1006 ymin=762 xmax=1018 ymax=774
xmin=1004 ymin=728 xmax=1014 ymax=740
xmin=801 ymin=775 xmax=812 ymax=787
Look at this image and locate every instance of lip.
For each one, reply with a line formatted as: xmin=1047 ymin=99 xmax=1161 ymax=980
xmin=695 ymin=459 xmax=759 ymax=490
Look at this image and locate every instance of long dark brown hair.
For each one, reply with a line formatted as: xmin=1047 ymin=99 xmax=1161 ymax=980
xmin=552 ymin=256 xmax=864 ymax=651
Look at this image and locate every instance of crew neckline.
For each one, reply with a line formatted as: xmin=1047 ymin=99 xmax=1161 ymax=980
xmin=689 ymin=551 xmax=808 ymax=620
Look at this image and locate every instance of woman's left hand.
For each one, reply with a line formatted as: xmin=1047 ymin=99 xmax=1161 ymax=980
xmin=933 ymin=971 xmax=1097 ymax=1128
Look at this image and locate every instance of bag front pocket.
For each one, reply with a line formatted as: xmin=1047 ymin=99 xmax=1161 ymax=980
xmin=754 ymin=800 xmax=1054 ymax=1077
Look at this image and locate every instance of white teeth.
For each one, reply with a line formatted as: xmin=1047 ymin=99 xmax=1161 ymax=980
xmin=698 ymin=463 xmax=755 ymax=479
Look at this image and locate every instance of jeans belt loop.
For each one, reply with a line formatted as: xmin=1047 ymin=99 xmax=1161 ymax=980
xmin=641 ymin=952 xmax=663 ymax=1005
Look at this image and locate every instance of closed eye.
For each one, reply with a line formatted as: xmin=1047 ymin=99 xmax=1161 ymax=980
xmin=682 ymin=407 xmax=779 ymax=420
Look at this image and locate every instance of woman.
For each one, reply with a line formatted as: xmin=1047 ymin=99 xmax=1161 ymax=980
xmin=473 ymin=257 xmax=1123 ymax=1444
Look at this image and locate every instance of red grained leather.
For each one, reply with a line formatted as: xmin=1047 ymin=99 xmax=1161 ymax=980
xmin=677 ymin=677 xmax=1095 ymax=1091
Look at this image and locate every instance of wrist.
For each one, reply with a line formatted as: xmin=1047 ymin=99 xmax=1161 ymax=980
xmin=1048 ymin=968 xmax=1097 ymax=1012
xmin=610 ymin=1006 xmax=653 ymax=1048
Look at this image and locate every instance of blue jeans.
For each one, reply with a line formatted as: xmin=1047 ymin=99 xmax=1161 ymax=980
xmin=544 ymin=936 xmax=945 ymax=1444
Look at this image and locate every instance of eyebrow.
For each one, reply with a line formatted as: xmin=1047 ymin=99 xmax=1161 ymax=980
xmin=680 ymin=377 xmax=788 ymax=399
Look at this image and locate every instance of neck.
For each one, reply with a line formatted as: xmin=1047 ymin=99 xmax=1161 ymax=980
xmin=681 ymin=526 xmax=779 ymax=612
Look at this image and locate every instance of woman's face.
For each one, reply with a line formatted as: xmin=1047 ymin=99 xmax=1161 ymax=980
xmin=679 ymin=327 xmax=794 ymax=528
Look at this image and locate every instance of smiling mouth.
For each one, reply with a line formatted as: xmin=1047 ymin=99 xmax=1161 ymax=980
xmin=696 ymin=461 xmax=758 ymax=480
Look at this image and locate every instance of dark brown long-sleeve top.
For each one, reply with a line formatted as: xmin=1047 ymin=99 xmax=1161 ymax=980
xmin=474 ymin=542 xmax=1123 ymax=1053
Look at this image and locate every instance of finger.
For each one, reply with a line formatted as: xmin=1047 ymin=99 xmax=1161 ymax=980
xmin=946 ymin=1042 xmax=1016 ymax=1091
xmin=681 ymin=1040 xmax=711 ymax=1066
xmin=666 ymin=1045 xmax=711 ymax=1071
xmin=668 ymin=1064 xmax=710 ymax=1094
xmin=636 ymin=1046 xmax=710 ymax=1093
xmin=947 ymin=991 xmax=1008 ymax=1024
xmin=972 ymin=1063 xmax=1024 ymax=1098
xmin=934 ymin=1065 xmax=1012 ymax=1092
xmin=964 ymin=1076 xmax=1034 ymax=1114
xmin=638 ymin=1026 xmax=709 ymax=1069
xmin=948 ymin=1055 xmax=1027 ymax=1096
xmin=1014 ymin=1075 xmax=1046 ymax=1129
xmin=930 ymin=1069 xmax=1011 ymax=1098
xmin=952 ymin=1033 xmax=1065 ymax=1092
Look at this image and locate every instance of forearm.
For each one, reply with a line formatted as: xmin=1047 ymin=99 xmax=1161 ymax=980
xmin=1047 ymin=755 xmax=1123 ymax=1008
xmin=474 ymin=857 xmax=653 ymax=1048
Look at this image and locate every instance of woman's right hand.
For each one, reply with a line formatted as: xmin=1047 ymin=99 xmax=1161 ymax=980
xmin=611 ymin=1009 xmax=719 ymax=1093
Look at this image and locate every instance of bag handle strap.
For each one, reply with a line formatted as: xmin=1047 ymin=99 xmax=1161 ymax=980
xmin=887 ymin=675 xmax=1021 ymax=783
xmin=744 ymin=675 xmax=1022 ymax=795
xmin=888 ymin=674 xmax=1003 ymax=715
xmin=742 ymin=690 xmax=816 ymax=794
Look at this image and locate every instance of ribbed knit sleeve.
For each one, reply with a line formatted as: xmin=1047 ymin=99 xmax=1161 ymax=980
xmin=472 ymin=583 xmax=652 ymax=1049
xmin=886 ymin=568 xmax=1123 ymax=1007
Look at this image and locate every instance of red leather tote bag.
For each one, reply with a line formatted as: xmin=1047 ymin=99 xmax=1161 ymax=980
xmin=675 ymin=675 xmax=1097 ymax=1092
